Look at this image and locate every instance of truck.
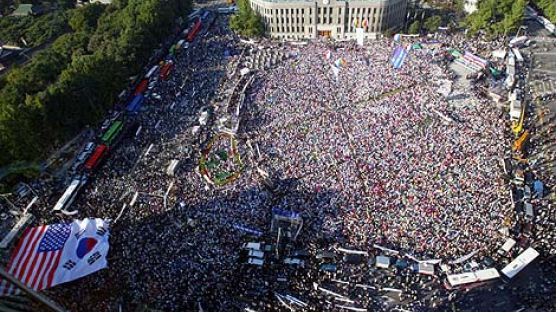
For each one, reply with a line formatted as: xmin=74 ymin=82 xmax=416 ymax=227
xmin=509 ymin=36 xmax=529 ymax=48
xmin=509 ymin=99 xmax=522 ymax=122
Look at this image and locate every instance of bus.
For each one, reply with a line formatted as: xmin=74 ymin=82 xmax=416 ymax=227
xmin=53 ymin=177 xmax=84 ymax=212
xmin=501 ymin=247 xmax=539 ymax=279
xmin=126 ymin=94 xmax=144 ymax=113
xmin=187 ymin=18 xmax=202 ymax=42
xmin=201 ymin=11 xmax=210 ymax=21
xmin=85 ymin=144 xmax=108 ymax=171
xmin=536 ymin=14 xmax=556 ymax=35
xmin=159 ymin=62 xmax=174 ymax=80
xmin=145 ymin=65 xmax=159 ymax=79
xmin=134 ymin=79 xmax=149 ymax=96
xmin=101 ymin=120 xmax=124 ymax=146
xmin=446 ymin=268 xmax=500 ymax=289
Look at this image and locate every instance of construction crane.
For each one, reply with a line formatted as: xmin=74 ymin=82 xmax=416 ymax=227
xmin=512 ymin=155 xmax=528 ymax=164
xmin=511 ymin=104 xmax=526 ymax=136
xmin=512 ymin=130 xmax=529 ymax=152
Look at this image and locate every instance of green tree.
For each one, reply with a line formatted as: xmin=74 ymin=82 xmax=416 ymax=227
xmin=230 ymin=0 xmax=264 ymax=37
xmin=465 ymin=0 xmax=525 ymax=36
xmin=69 ymin=3 xmax=106 ymax=32
xmin=532 ymin=0 xmax=556 ymax=23
xmin=408 ymin=20 xmax=421 ymax=34
xmin=57 ymin=0 xmax=75 ymax=9
xmin=424 ymin=15 xmax=442 ymax=33
xmin=0 ymin=0 xmax=193 ymax=168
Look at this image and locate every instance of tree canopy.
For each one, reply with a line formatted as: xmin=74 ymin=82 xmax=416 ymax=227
xmin=0 ymin=12 xmax=69 ymax=48
xmin=230 ymin=0 xmax=264 ymax=37
xmin=424 ymin=15 xmax=442 ymax=33
xmin=464 ymin=0 xmax=527 ymax=36
xmin=0 ymin=0 xmax=192 ymax=168
xmin=532 ymin=0 xmax=556 ymax=23
xmin=408 ymin=20 xmax=421 ymax=35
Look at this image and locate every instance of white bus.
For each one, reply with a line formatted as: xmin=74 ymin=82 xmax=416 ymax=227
xmin=446 ymin=272 xmax=478 ymax=288
xmin=145 ymin=65 xmax=159 ymax=79
xmin=475 ymin=268 xmax=500 ymax=282
xmin=537 ymin=15 xmax=556 ymax=35
xmin=446 ymin=268 xmax=500 ymax=288
xmin=53 ymin=178 xmax=83 ymax=212
xmin=501 ymin=247 xmax=539 ymax=279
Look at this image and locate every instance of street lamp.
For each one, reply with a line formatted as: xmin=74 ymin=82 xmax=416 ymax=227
xmin=0 ymin=193 xmax=17 ymax=212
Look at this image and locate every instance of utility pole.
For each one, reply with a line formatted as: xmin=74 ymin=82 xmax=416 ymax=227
xmin=0 ymin=194 xmax=17 ymax=212
xmin=0 ymin=267 xmax=67 ymax=312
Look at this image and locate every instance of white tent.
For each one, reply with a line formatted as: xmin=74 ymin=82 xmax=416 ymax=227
xmin=376 ymin=256 xmax=390 ymax=269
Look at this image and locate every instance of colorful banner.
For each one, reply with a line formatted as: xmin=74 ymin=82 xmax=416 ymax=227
xmin=391 ymin=46 xmax=408 ymax=69
xmin=199 ymin=132 xmax=244 ymax=186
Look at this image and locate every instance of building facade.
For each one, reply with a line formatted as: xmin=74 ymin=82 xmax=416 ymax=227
xmin=249 ymin=0 xmax=408 ymax=40
xmin=464 ymin=0 xmax=478 ymax=14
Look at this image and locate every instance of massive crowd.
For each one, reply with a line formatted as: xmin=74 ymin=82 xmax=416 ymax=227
xmin=7 ymin=9 xmax=551 ymax=312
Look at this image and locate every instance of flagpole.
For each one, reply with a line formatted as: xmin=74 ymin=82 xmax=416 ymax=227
xmin=0 ymin=267 xmax=67 ymax=312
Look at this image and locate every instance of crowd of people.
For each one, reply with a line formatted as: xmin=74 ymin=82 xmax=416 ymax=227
xmin=245 ymin=40 xmax=510 ymax=260
xmin=7 ymin=8 xmax=550 ymax=312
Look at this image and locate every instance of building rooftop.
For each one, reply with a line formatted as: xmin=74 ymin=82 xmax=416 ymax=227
xmin=11 ymin=4 xmax=43 ymax=17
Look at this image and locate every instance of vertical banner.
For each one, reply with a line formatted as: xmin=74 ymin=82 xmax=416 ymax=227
xmin=391 ymin=46 xmax=408 ymax=69
xmin=356 ymin=28 xmax=365 ymax=46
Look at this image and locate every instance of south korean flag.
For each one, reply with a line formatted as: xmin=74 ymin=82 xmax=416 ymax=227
xmin=53 ymin=218 xmax=110 ymax=287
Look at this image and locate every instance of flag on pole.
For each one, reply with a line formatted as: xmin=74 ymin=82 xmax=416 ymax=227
xmin=391 ymin=46 xmax=408 ymax=69
xmin=352 ymin=18 xmax=359 ymax=28
xmin=0 ymin=218 xmax=110 ymax=295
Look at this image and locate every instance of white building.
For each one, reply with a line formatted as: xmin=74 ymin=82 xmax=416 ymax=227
xmin=249 ymin=0 xmax=408 ymax=40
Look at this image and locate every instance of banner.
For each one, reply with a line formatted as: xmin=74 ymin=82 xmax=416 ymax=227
xmin=233 ymin=224 xmax=263 ymax=237
xmin=391 ymin=46 xmax=408 ymax=69
xmin=272 ymin=208 xmax=300 ymax=220
xmin=0 ymin=218 xmax=110 ymax=295
xmin=356 ymin=28 xmax=364 ymax=46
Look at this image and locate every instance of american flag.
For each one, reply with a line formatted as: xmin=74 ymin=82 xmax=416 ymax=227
xmin=1 ymin=223 xmax=71 ymax=295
